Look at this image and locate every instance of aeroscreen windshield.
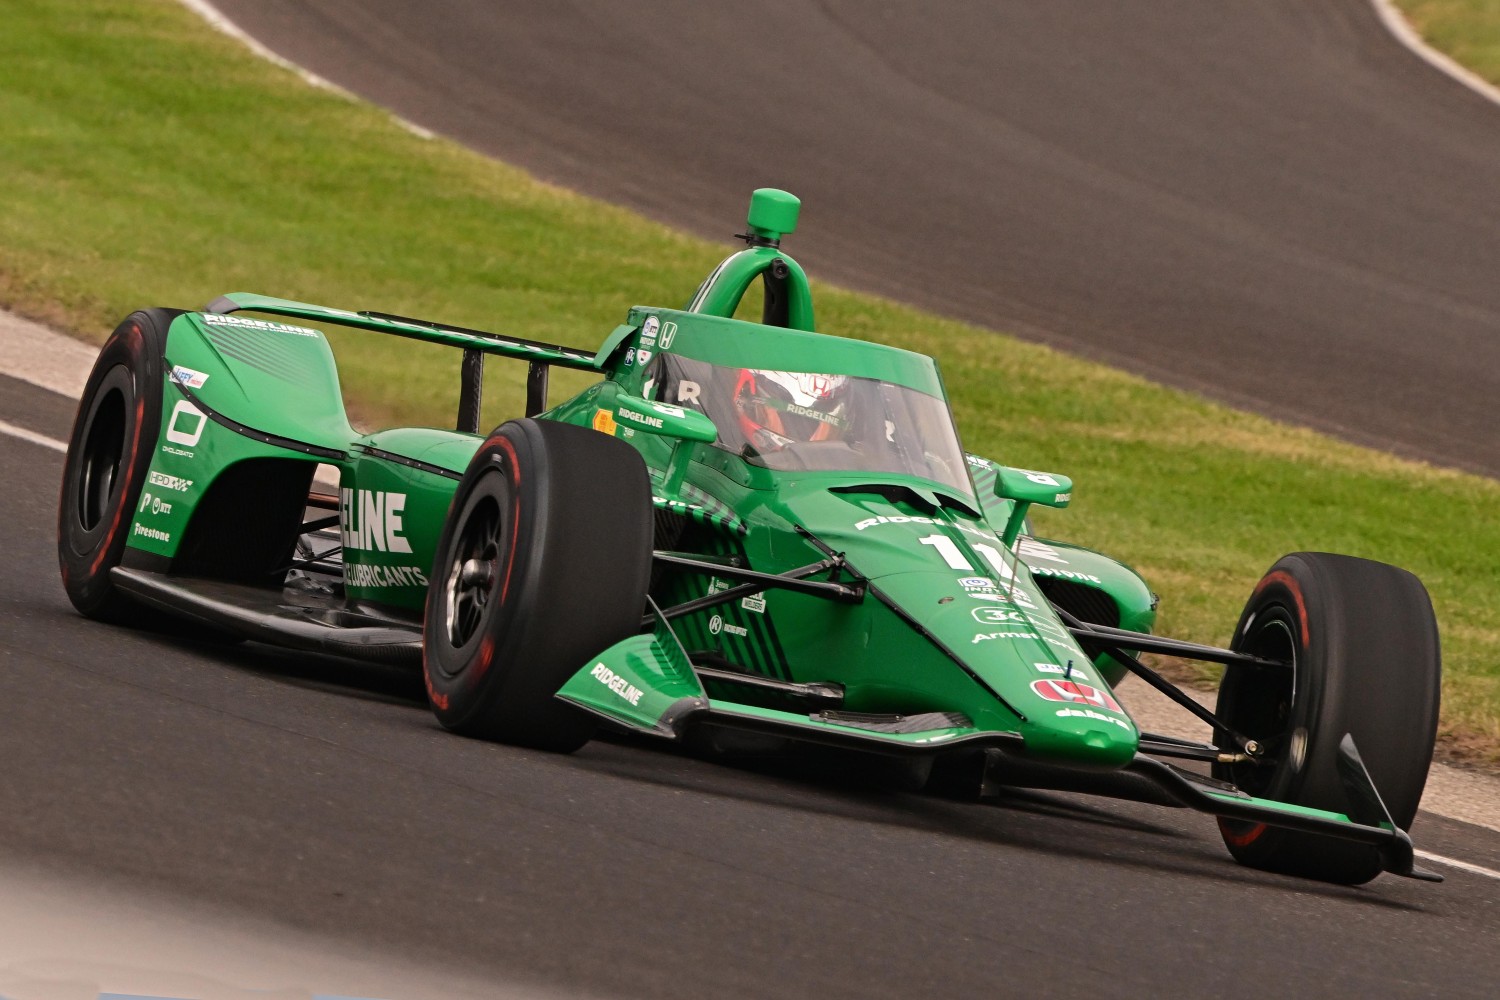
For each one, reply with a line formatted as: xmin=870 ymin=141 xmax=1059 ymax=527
xmin=648 ymin=355 xmax=973 ymax=496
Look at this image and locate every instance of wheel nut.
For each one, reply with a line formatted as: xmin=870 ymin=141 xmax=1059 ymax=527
xmin=460 ymin=559 xmax=494 ymax=588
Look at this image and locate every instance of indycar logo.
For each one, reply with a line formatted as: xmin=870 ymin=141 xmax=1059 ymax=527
xmin=1030 ymin=678 xmax=1123 ymax=714
xmin=340 ymin=489 xmax=413 ymax=554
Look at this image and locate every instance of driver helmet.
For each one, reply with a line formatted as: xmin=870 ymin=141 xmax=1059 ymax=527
xmin=733 ymin=369 xmax=851 ymax=451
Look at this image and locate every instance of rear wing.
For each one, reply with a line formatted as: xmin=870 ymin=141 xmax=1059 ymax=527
xmin=206 ymin=292 xmax=610 ymax=432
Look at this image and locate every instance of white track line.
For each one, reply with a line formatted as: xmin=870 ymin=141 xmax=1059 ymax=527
xmin=1370 ymin=0 xmax=1500 ymax=108
xmin=1416 ymin=849 xmax=1500 ymax=881
xmin=177 ymin=0 xmax=435 ymax=139
xmin=0 ymin=419 xmax=66 ymax=453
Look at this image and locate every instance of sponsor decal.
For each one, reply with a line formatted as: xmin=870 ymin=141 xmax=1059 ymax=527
xmin=856 ymin=515 xmax=1002 ymax=544
xmin=658 ymin=321 xmax=678 ymax=348
xmin=169 ymin=365 xmax=210 ymax=388
xmin=972 ymin=606 xmax=1028 ymax=625
xmin=708 ymin=614 xmax=747 ymax=638
xmin=1056 ymin=707 xmax=1133 ymax=732
xmin=339 ymin=489 xmax=413 ymax=554
xmin=1033 ymin=662 xmax=1068 ymax=674
xmin=856 ymin=514 xmax=949 ymax=531
xmin=741 ymin=593 xmax=766 ymax=613
xmin=592 ymin=408 xmax=618 ymax=435
xmin=623 ymin=348 xmax=635 ymax=367
xmin=966 ymin=454 xmax=992 ymax=468
xmin=1029 ymin=565 xmax=1104 ymax=585
xmin=132 ymin=523 xmax=170 ymax=543
xmin=707 ymin=577 xmax=731 ymax=596
xmin=958 ymin=576 xmax=994 ymax=591
xmin=1030 ymin=678 xmax=1124 ymax=714
xmin=344 ymin=563 xmax=429 ymax=588
xmin=616 ymin=407 xmax=664 ymax=430
xmin=972 ymin=631 xmax=1036 ymax=644
xmin=591 ymin=662 xmax=644 ymax=706
xmin=147 ymin=471 xmax=193 ymax=492
xmin=1054 ymin=493 xmax=1071 ymax=504
xmin=1017 ymin=538 xmax=1069 ymax=564
xmin=967 ymin=587 xmax=1039 ymax=609
xmin=202 ymin=313 xmax=319 ymax=337
xmin=137 ymin=492 xmax=172 ymax=516
xmin=654 ymin=495 xmax=705 ymax=514
xmin=165 ymin=400 xmax=206 ymax=447
xmin=636 ymin=348 xmax=653 ymax=366
xmin=641 ymin=316 xmax=660 ymax=343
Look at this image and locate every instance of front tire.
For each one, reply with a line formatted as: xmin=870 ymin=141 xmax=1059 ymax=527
xmin=1213 ymin=552 xmax=1441 ymax=884
xmin=422 ymin=418 xmax=653 ymax=752
xmin=58 ymin=309 xmax=177 ymax=620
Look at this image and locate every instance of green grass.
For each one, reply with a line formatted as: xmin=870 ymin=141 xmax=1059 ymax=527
xmin=5 ymin=1 xmax=1500 ymax=762
xmin=1398 ymin=1 xmax=1500 ymax=82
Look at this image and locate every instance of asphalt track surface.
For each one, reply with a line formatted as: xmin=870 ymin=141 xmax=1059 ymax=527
xmin=211 ymin=0 xmax=1500 ymax=477
xmin=3 ymin=365 xmax=1500 ymax=996
xmin=9 ymin=1 xmax=1500 ymax=996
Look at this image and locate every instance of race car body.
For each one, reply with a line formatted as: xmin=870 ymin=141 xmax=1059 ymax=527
xmin=59 ymin=189 xmax=1442 ymax=886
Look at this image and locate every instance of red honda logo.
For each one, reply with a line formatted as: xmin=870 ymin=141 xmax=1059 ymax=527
xmin=1030 ymin=678 xmax=1123 ymax=713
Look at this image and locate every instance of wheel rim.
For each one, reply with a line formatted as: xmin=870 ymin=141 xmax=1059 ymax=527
xmin=444 ymin=493 xmax=502 ymax=649
xmin=76 ymin=379 xmax=128 ymax=533
xmin=1221 ymin=607 xmax=1298 ymax=798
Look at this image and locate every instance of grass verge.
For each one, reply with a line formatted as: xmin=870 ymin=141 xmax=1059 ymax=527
xmin=1397 ymin=1 xmax=1500 ymax=82
xmin=4 ymin=0 xmax=1500 ymax=763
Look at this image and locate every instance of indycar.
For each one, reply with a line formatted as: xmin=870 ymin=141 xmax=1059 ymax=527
xmin=59 ymin=189 xmax=1441 ymax=885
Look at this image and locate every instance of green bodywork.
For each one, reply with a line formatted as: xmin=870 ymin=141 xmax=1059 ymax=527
xmin=130 ymin=188 xmax=1158 ymax=773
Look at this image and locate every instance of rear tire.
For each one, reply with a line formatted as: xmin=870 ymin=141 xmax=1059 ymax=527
xmin=1212 ymin=552 xmax=1441 ymax=884
xmin=58 ymin=309 xmax=177 ymax=621
xmin=422 ymin=418 xmax=653 ymax=752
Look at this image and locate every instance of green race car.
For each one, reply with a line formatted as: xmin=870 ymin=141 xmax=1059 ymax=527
xmin=58 ymin=189 xmax=1442 ymax=886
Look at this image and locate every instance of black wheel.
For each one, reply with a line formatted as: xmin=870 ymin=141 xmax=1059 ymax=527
xmin=1213 ymin=552 xmax=1441 ymax=884
xmin=58 ymin=309 xmax=177 ymax=621
xmin=422 ymin=418 xmax=653 ymax=752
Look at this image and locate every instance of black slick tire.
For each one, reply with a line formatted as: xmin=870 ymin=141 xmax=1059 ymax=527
xmin=1212 ymin=552 xmax=1441 ymax=885
xmin=58 ymin=309 xmax=178 ymax=621
xmin=422 ymin=418 xmax=653 ymax=752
